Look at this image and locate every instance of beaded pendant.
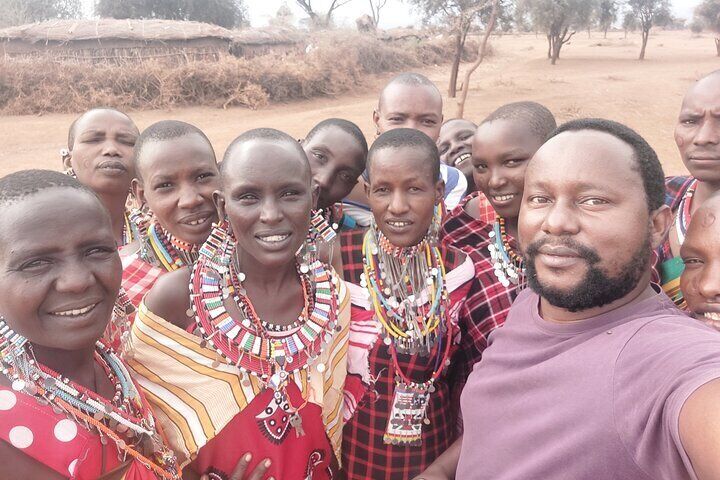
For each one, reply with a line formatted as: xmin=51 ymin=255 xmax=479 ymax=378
xmin=488 ymin=216 xmax=524 ymax=287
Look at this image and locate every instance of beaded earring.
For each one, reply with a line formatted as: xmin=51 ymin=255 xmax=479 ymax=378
xmin=297 ymin=214 xmax=320 ymax=274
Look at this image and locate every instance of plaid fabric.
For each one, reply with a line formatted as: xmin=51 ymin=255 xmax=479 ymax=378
xmin=657 ymin=175 xmax=695 ymax=263
xmin=440 ymin=192 xmax=495 ymax=253
xmin=340 ymin=228 xmax=369 ymax=285
xmin=120 ymin=246 xmax=166 ymax=307
xmin=340 ymin=232 xmax=469 ymax=479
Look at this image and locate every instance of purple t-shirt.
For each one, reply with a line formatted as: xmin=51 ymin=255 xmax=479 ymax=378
xmin=457 ymin=287 xmax=720 ymax=480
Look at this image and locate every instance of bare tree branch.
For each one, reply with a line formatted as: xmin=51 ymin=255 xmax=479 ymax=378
xmin=456 ymin=0 xmax=498 ymax=118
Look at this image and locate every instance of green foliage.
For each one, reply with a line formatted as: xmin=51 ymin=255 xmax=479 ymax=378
xmin=94 ymin=0 xmax=248 ymax=28
xmin=626 ymin=0 xmax=671 ymax=33
xmin=597 ymin=0 xmax=618 ymax=32
xmin=517 ymin=0 xmax=595 ymax=34
xmin=695 ymin=0 xmax=720 ymax=33
xmin=0 ymin=0 xmax=81 ymax=27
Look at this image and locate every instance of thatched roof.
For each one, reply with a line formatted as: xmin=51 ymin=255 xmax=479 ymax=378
xmin=0 ymin=18 xmax=234 ymax=44
xmin=231 ymin=27 xmax=304 ymax=46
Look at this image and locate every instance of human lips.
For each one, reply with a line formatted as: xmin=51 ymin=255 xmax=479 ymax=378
xmin=96 ymin=159 xmax=127 ymax=173
xmin=178 ymin=211 xmax=214 ymax=229
xmin=536 ymin=244 xmax=582 ymax=269
xmin=489 ymin=193 xmax=518 ymax=205
xmin=254 ymin=231 xmax=292 ymax=249
xmin=385 ymin=218 xmax=414 ymax=233
xmin=49 ymin=302 xmax=99 ymax=317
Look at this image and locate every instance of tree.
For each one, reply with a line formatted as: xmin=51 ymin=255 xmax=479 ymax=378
xmin=622 ymin=10 xmax=637 ymax=37
xmin=456 ymin=0 xmax=499 ymax=117
xmin=95 ymin=0 xmax=248 ymax=28
xmin=518 ymin=0 xmax=594 ymax=65
xmin=409 ymin=0 xmax=499 ymax=98
xmin=626 ymin=0 xmax=671 ymax=60
xmin=695 ymin=0 xmax=720 ymax=56
xmin=368 ymin=0 xmax=388 ymax=27
xmin=0 ymin=0 xmax=80 ymax=27
xmin=293 ymin=0 xmax=353 ymax=28
xmin=597 ymin=0 xmax=618 ymax=38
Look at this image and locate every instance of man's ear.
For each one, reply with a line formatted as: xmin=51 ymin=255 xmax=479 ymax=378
xmin=213 ymin=190 xmax=226 ymax=222
xmin=131 ymin=178 xmax=146 ymax=207
xmin=373 ymin=110 xmax=381 ymax=136
xmin=649 ymin=204 xmax=673 ymax=250
xmin=364 ymin=177 xmax=371 ymax=199
xmin=62 ymin=152 xmax=73 ymax=172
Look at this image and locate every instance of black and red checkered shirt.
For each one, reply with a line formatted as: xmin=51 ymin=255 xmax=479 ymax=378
xmin=339 ymin=228 xmax=473 ymax=479
xmin=440 ymin=194 xmax=519 ymax=414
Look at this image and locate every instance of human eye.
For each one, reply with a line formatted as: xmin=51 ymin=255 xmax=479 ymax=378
xmin=681 ymin=257 xmax=703 ymax=267
xmin=423 ymin=119 xmax=437 ymax=126
xmin=153 ymin=182 xmax=173 ymax=190
xmin=579 ymin=197 xmax=609 ymax=207
xmin=340 ymin=172 xmax=354 ymax=183
xmin=312 ymin=151 xmax=327 ymax=164
xmin=474 ymin=163 xmax=488 ymax=172
xmin=197 ymin=172 xmax=216 ymax=182
xmin=505 ymin=158 xmax=526 ymax=167
xmin=86 ymin=246 xmax=115 ymax=258
xmin=18 ymin=257 xmax=52 ymax=272
xmin=527 ymin=195 xmax=550 ymax=206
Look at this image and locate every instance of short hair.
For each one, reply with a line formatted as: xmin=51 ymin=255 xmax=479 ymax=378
xmin=304 ymin=118 xmax=369 ymax=158
xmin=134 ymin=120 xmax=216 ymax=179
xmin=221 ymin=128 xmax=309 ymax=176
xmin=0 ymin=169 xmax=98 ymax=208
xmin=379 ymin=72 xmax=442 ymax=110
xmin=67 ymin=107 xmax=136 ymax=150
xmin=482 ymin=101 xmax=557 ymax=141
xmin=442 ymin=118 xmax=478 ymax=129
xmin=549 ymin=118 xmax=665 ymax=211
xmin=366 ymin=128 xmax=440 ymax=182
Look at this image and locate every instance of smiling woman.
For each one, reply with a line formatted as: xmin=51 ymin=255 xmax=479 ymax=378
xmin=124 ymin=128 xmax=351 ymax=480
xmin=0 ymin=170 xmax=179 ymax=480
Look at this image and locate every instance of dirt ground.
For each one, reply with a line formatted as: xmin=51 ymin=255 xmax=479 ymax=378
xmin=1 ymin=29 xmax=717 ymax=176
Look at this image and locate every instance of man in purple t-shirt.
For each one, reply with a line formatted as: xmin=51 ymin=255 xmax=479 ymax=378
xmin=415 ymin=118 xmax=720 ymax=480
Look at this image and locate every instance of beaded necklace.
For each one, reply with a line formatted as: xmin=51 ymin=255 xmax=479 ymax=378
xmin=189 ymin=221 xmax=340 ymax=434
xmin=675 ymin=179 xmax=698 ymax=246
xmin=361 ymin=224 xmax=452 ymax=446
xmin=131 ymin=210 xmax=200 ymax=271
xmin=0 ymin=320 xmax=178 ymax=479
xmin=488 ymin=216 xmax=524 ymax=287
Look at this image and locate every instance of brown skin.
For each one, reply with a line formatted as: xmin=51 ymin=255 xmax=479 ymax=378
xmin=470 ymin=119 xmax=544 ymax=239
xmin=0 ymin=188 xmax=122 ymax=478
xmin=145 ymin=138 xmax=316 ymax=479
xmin=680 ymin=195 xmax=720 ymax=329
xmin=415 ymin=129 xmax=673 ymax=479
xmin=519 ymin=130 xmax=671 ymax=324
xmin=132 ymin=134 xmax=220 ymax=246
xmin=302 ymin=126 xmax=366 ymax=210
xmin=668 ymin=74 xmax=720 ymax=257
xmin=437 ymin=119 xmax=476 ymax=185
xmin=64 ymin=110 xmax=139 ymax=245
xmin=365 ymin=146 xmax=444 ymax=248
xmin=348 ymin=82 xmax=445 ymax=206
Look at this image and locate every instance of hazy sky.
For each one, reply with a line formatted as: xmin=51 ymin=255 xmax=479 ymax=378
xmin=79 ymin=1 xmax=703 ymax=29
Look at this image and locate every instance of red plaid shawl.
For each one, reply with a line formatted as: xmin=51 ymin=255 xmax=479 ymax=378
xmin=339 ymin=229 xmax=474 ymax=479
xmin=120 ymin=244 xmax=166 ymax=308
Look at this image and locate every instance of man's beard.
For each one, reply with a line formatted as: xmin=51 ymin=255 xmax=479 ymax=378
xmin=524 ymin=234 xmax=651 ymax=313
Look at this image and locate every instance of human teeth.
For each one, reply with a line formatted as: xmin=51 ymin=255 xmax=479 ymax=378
xmin=51 ymin=304 xmax=96 ymax=317
xmin=388 ymin=221 xmax=411 ymax=227
xmin=704 ymin=312 xmax=720 ymax=322
xmin=493 ymin=194 xmax=515 ymax=202
xmin=259 ymin=234 xmax=289 ymax=242
xmin=187 ymin=217 xmax=207 ymax=226
xmin=454 ymin=153 xmax=471 ymax=166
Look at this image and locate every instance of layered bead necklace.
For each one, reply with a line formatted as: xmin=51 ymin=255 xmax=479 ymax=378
xmin=361 ymin=225 xmax=452 ymax=446
xmin=189 ymin=222 xmax=340 ymax=436
xmin=0 ymin=320 xmax=178 ymax=479
xmin=131 ymin=209 xmax=199 ymax=272
xmin=488 ymin=216 xmax=524 ymax=287
xmin=675 ymin=179 xmax=698 ymax=246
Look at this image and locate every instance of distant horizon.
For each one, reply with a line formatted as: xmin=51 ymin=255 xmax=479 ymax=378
xmin=79 ymin=0 xmax=703 ymax=29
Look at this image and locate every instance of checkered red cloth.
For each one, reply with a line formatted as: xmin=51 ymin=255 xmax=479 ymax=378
xmin=440 ymin=193 xmax=519 ymax=417
xmin=120 ymin=245 xmax=166 ymax=308
xmin=440 ymin=191 xmax=495 ymax=253
xmin=340 ymin=230 xmax=471 ymax=479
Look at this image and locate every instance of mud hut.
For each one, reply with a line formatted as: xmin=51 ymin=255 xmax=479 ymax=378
xmin=0 ymin=18 xmax=234 ymax=63
xmin=231 ymin=27 xmax=305 ymax=58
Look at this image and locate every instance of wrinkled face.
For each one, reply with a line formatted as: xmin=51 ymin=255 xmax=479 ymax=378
xmin=133 ymin=135 xmax=220 ymax=245
xmin=374 ymin=84 xmax=443 ymax=141
xmin=472 ymin=120 xmax=543 ymax=219
xmin=218 ymin=140 xmax=314 ymax=270
xmin=520 ymin=130 xmax=664 ymax=312
xmin=365 ymin=146 xmax=444 ymax=247
xmin=437 ymin=119 xmax=476 ymax=180
xmin=0 ymin=189 xmax=122 ymax=351
xmin=675 ymin=75 xmax=720 ymax=184
xmin=680 ymin=201 xmax=720 ymax=319
xmin=68 ymin=110 xmax=139 ymax=196
xmin=303 ymin=126 xmax=366 ymax=209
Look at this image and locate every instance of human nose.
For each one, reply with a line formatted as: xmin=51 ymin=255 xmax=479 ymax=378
xmin=698 ymin=261 xmax=720 ymax=302
xmin=177 ymin=184 xmax=205 ymax=210
xmin=259 ymin=197 xmax=282 ymax=224
xmin=693 ymin=118 xmax=720 ymax=146
xmin=55 ymin=260 xmax=94 ymax=294
xmin=488 ymin=169 xmax=507 ymax=190
xmin=387 ymin=191 xmax=410 ymax=215
xmin=540 ymin=200 xmax=580 ymax=236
